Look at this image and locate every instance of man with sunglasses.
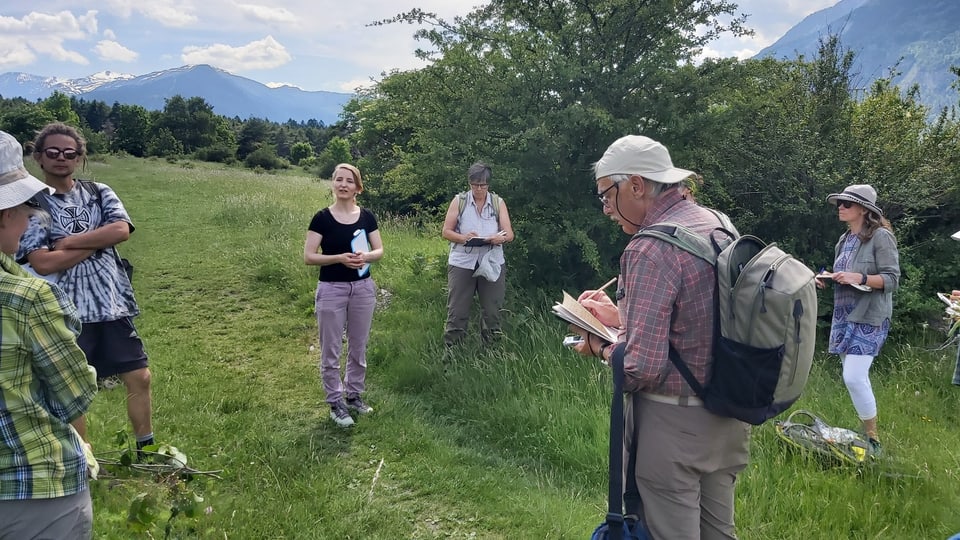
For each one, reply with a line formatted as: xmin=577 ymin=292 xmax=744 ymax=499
xmin=17 ymin=122 xmax=156 ymax=457
xmin=0 ymin=130 xmax=98 ymax=538
xmin=574 ymin=135 xmax=750 ymax=539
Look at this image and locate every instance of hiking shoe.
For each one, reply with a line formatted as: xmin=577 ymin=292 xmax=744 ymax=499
xmin=330 ymin=402 xmax=355 ymax=427
xmin=97 ymin=375 xmax=122 ymax=390
xmin=346 ymin=395 xmax=373 ymax=415
xmin=868 ymin=437 xmax=882 ymax=456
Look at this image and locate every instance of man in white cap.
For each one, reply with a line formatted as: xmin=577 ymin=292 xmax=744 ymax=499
xmin=0 ymin=130 xmax=98 ymax=538
xmin=573 ymin=135 xmax=750 ymax=539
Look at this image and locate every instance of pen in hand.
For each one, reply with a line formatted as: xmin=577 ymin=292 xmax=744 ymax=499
xmin=581 ymin=277 xmax=618 ymax=302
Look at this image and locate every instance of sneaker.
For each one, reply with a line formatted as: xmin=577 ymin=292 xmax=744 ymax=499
xmin=345 ymin=395 xmax=373 ymax=415
xmin=330 ymin=401 xmax=355 ymax=427
xmin=97 ymin=375 xmax=122 ymax=390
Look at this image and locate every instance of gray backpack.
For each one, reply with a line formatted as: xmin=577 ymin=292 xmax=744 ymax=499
xmin=636 ymin=217 xmax=816 ymax=425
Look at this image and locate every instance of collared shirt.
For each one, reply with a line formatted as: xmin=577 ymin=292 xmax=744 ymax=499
xmin=619 ymin=189 xmax=724 ymax=395
xmin=0 ymin=252 xmax=97 ymax=500
xmin=448 ymin=192 xmax=505 ymax=270
xmin=17 ymin=180 xmax=138 ymax=323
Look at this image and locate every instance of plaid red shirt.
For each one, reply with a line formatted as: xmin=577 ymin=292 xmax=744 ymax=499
xmin=618 ymin=189 xmax=726 ymax=395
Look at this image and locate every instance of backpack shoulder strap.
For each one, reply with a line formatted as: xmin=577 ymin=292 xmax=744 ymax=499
xmin=75 ymin=179 xmax=101 ymax=201
xmin=633 ymin=222 xmax=717 ymax=265
xmin=456 ymin=191 xmax=468 ymax=220
xmin=490 ymin=192 xmax=500 ymax=224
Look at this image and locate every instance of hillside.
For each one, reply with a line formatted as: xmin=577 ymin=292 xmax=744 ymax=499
xmin=757 ymin=0 xmax=960 ymax=113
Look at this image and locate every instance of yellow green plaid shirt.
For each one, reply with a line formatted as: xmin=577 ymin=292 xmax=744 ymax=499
xmin=0 ymin=252 xmax=97 ymax=500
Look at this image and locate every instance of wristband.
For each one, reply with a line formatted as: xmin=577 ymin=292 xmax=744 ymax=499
xmin=860 ymin=273 xmax=868 ymax=285
xmin=599 ymin=342 xmax=610 ymax=360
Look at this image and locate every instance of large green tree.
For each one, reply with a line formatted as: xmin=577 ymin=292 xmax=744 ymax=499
xmin=355 ymin=0 xmax=749 ymax=287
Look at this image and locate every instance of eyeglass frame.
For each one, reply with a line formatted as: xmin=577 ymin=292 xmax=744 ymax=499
xmin=597 ymin=181 xmax=621 ymax=207
xmin=41 ymin=147 xmax=80 ymax=159
xmin=469 ymin=182 xmax=489 ymax=189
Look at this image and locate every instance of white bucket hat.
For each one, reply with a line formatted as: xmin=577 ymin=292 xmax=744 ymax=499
xmin=826 ymin=184 xmax=883 ymax=216
xmin=594 ymin=135 xmax=694 ymax=184
xmin=0 ymin=131 xmax=53 ymax=210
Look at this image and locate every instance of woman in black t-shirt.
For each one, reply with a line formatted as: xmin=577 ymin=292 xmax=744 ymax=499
xmin=303 ymin=164 xmax=384 ymax=428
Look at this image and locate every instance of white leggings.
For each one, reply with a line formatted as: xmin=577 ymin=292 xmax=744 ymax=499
xmin=841 ymin=353 xmax=877 ymax=420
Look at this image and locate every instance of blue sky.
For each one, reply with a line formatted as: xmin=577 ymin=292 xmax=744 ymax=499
xmin=0 ymin=1 xmax=838 ymax=93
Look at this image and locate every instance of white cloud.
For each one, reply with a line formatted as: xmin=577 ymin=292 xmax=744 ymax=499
xmin=103 ymin=28 xmax=117 ymax=39
xmin=338 ymin=77 xmax=376 ymax=92
xmin=235 ymin=3 xmax=298 ymax=24
xmin=103 ymin=0 xmax=197 ymax=27
xmin=95 ymin=40 xmax=138 ymax=62
xmin=181 ymin=35 xmax=292 ymax=71
xmin=0 ymin=10 xmax=100 ymax=67
xmin=0 ymin=41 xmax=37 ymax=68
xmin=266 ymin=81 xmax=301 ymax=89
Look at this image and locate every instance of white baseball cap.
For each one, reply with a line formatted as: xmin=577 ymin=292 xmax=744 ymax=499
xmin=0 ymin=131 xmax=53 ymax=210
xmin=594 ymin=135 xmax=694 ymax=184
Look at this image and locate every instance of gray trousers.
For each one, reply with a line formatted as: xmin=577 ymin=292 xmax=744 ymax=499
xmin=444 ymin=264 xmax=506 ymax=346
xmin=0 ymin=489 xmax=92 ymax=540
xmin=624 ymin=395 xmax=751 ymax=540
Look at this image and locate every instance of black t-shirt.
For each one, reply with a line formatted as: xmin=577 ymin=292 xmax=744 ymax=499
xmin=308 ymin=207 xmax=379 ymax=282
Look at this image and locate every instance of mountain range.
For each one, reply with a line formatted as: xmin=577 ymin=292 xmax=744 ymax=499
xmin=0 ymin=64 xmax=353 ymax=125
xmin=757 ymin=0 xmax=960 ymax=113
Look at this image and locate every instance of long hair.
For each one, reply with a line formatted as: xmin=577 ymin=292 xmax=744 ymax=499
xmin=859 ymin=210 xmax=893 ymax=241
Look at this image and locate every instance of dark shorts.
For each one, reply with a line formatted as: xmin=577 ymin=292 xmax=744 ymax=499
xmin=77 ymin=317 xmax=149 ymax=378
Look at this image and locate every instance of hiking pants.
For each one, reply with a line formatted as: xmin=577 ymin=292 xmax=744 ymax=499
xmin=316 ymin=278 xmax=376 ymax=404
xmin=444 ymin=264 xmax=505 ymax=346
xmin=624 ymin=394 xmax=751 ymax=540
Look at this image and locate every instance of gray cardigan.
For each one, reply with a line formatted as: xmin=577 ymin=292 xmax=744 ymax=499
xmin=834 ymin=228 xmax=900 ymax=326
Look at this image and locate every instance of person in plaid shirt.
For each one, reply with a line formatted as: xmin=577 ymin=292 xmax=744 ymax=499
xmin=0 ymin=130 xmax=98 ymax=538
xmin=573 ymin=135 xmax=751 ymax=539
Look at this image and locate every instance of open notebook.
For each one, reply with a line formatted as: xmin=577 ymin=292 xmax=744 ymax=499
xmin=552 ymin=291 xmax=619 ymax=343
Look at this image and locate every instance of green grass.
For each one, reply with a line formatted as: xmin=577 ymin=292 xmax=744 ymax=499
xmin=51 ymin=156 xmax=960 ymax=538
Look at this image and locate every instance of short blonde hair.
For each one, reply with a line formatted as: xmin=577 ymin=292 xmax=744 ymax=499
xmin=333 ymin=163 xmax=363 ymax=193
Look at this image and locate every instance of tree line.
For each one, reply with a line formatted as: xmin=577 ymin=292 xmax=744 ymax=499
xmin=0 ymin=92 xmax=354 ymax=176
xmin=2 ymin=0 xmax=959 ymax=339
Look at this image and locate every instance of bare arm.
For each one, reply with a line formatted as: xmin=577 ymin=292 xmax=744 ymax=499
xmin=488 ymin=198 xmax=515 ymax=245
xmin=53 ymin=221 xmax=130 ymax=251
xmin=361 ymin=229 xmax=384 ymax=263
xmin=303 ymin=231 xmax=350 ymax=267
xmin=26 ymin=247 xmax=97 ymax=275
xmin=441 ymin=197 xmax=475 ymax=244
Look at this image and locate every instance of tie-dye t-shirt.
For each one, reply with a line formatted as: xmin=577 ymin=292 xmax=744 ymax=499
xmin=17 ymin=180 xmax=139 ymax=323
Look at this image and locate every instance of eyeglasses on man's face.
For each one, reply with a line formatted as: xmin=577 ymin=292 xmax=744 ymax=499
xmin=598 ymin=182 xmax=619 ymax=207
xmin=837 ymin=200 xmax=856 ymax=209
xmin=42 ymin=147 xmax=79 ymax=159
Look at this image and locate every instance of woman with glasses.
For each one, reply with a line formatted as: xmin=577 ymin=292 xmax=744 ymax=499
xmin=440 ymin=162 xmax=514 ymax=348
xmin=816 ymin=184 xmax=900 ymax=453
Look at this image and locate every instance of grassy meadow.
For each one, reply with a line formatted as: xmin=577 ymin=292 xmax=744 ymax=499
xmin=52 ymin=156 xmax=960 ymax=539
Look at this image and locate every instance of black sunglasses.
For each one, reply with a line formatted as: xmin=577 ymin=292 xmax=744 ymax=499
xmin=837 ymin=200 xmax=856 ymax=209
xmin=42 ymin=147 xmax=79 ymax=159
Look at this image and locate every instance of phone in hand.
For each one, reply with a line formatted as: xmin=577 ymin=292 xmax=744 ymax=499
xmin=562 ymin=335 xmax=584 ymax=347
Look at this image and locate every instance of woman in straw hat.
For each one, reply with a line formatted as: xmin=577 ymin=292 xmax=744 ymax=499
xmin=816 ymin=184 xmax=900 ymax=452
